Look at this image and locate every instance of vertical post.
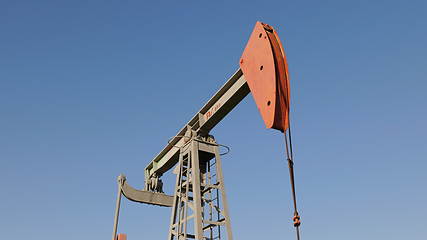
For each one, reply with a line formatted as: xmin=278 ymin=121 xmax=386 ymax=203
xmin=168 ymin=149 xmax=184 ymax=239
xmin=182 ymin=153 xmax=190 ymax=240
xmin=191 ymin=140 xmax=204 ymax=239
xmin=112 ymin=176 xmax=123 ymax=240
xmin=214 ymin=146 xmax=233 ymax=240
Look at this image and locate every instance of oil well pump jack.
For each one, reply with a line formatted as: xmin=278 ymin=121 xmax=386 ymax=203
xmin=111 ymin=22 xmax=302 ymax=240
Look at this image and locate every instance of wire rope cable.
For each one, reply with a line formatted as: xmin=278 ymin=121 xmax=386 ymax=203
xmin=285 ymin=125 xmax=301 ymax=240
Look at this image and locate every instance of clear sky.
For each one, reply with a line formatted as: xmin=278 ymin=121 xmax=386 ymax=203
xmin=1 ymin=1 xmax=426 ymax=239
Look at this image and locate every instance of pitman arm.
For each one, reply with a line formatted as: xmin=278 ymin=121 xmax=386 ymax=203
xmin=144 ymin=21 xmax=291 ymax=188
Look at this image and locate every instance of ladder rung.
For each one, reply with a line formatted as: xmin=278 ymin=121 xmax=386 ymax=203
xmin=202 ymin=183 xmax=220 ymax=194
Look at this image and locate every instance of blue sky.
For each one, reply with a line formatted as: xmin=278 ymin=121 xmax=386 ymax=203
xmin=1 ymin=1 xmax=426 ymax=239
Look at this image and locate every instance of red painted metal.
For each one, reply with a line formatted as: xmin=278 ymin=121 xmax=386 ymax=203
xmin=117 ymin=233 xmax=127 ymax=240
xmin=240 ymin=22 xmax=290 ymax=132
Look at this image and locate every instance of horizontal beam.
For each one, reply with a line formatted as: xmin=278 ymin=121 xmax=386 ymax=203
xmin=144 ymin=69 xmax=250 ymax=181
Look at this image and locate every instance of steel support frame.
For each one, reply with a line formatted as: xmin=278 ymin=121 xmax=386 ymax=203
xmin=144 ymin=69 xmax=249 ymax=183
xmin=168 ymin=137 xmax=232 ymax=240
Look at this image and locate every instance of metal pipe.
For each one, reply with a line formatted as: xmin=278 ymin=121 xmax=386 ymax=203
xmin=112 ymin=176 xmax=123 ymax=240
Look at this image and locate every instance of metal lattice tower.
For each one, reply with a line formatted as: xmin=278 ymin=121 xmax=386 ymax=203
xmin=168 ymin=137 xmax=232 ymax=240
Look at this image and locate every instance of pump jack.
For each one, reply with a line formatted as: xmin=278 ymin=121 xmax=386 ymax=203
xmin=111 ymin=21 xmax=301 ymax=240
